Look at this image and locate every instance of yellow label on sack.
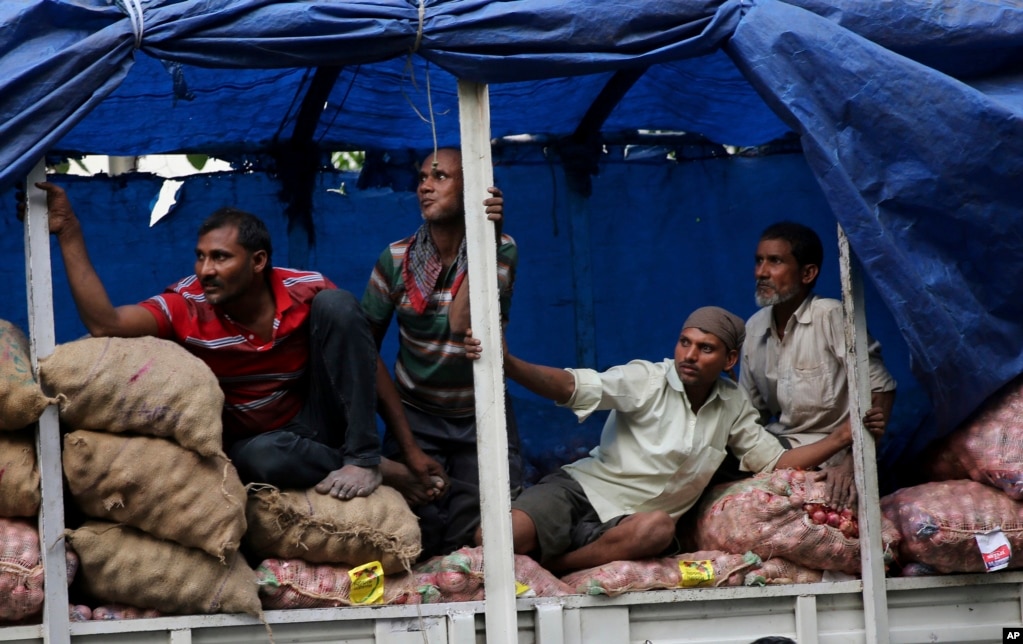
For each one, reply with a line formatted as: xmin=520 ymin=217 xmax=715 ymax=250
xmin=348 ymin=561 xmax=385 ymax=605
xmin=515 ymin=581 xmax=533 ymax=597
xmin=678 ymin=560 xmax=714 ymax=588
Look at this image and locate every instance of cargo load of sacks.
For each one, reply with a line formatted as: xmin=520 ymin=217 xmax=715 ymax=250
xmin=258 ymin=546 xmax=573 ymax=608
xmin=39 ymin=335 xmax=426 ymax=618
xmin=886 ymin=374 xmax=1023 ymax=577
xmin=36 ymin=336 xmax=261 ymax=618
xmin=692 ymin=468 xmax=901 ymax=576
xmin=248 ymin=483 xmax=424 ymax=609
xmin=0 ymin=320 xmax=70 ymax=625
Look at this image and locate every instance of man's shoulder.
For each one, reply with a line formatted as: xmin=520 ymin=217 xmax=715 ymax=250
xmin=374 ymin=235 xmax=416 ymax=266
xmin=745 ymin=306 xmax=772 ymax=338
xmin=807 ymin=294 xmax=841 ymax=311
xmin=797 ymin=295 xmax=843 ymax=324
xmin=714 ymin=376 xmax=744 ymax=400
xmin=273 ymin=266 xmax=330 ymax=285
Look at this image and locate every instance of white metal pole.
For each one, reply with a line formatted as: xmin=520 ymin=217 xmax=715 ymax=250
xmin=837 ymin=223 xmax=890 ymax=644
xmin=457 ymin=79 xmax=518 ymax=644
xmin=25 ymin=159 xmax=71 ymax=644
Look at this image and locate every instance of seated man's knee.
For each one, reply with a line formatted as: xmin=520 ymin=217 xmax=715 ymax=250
xmin=510 ymin=508 xmax=539 ymax=555
xmin=229 ymin=434 xmax=303 ymax=487
xmin=312 ymin=289 xmax=362 ymax=326
xmin=633 ymin=511 xmax=676 ymax=551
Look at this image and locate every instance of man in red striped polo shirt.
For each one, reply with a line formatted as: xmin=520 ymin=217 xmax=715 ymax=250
xmin=30 ymin=181 xmax=415 ymax=500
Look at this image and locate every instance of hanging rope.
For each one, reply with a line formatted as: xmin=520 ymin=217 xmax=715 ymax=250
xmin=404 ymin=0 xmax=440 ymax=165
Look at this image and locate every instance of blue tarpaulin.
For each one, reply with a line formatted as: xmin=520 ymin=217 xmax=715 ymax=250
xmin=1 ymin=0 xmax=1022 ymax=477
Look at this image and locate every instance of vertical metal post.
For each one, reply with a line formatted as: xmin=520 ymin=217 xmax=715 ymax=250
xmin=25 ymin=159 xmax=71 ymax=643
xmin=837 ymin=223 xmax=889 ymax=644
xmin=457 ymin=80 xmax=518 ymax=643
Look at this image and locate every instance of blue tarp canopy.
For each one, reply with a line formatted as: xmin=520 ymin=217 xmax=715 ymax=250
xmin=2 ymin=0 xmax=1022 ymax=471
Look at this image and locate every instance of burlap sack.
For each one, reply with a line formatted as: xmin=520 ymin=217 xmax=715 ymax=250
xmin=0 ymin=430 xmax=41 ymax=518
xmin=62 ymin=430 xmax=246 ymax=559
xmin=245 ymin=486 xmax=421 ymax=574
xmin=0 ymin=320 xmax=56 ymax=431
xmin=38 ymin=336 xmax=224 ymax=457
xmin=66 ymin=521 xmax=262 ymax=617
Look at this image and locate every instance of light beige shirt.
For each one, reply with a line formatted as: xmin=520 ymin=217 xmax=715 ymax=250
xmin=560 ymin=359 xmax=785 ymax=522
xmin=740 ymin=294 xmax=896 ymax=438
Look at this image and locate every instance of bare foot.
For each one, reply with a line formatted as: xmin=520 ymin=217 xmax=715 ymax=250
xmin=380 ymin=457 xmax=445 ymax=505
xmin=314 ymin=464 xmax=382 ymax=500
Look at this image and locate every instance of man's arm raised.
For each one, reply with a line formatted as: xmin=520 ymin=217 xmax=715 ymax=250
xmin=31 ymin=182 xmax=158 ymax=338
xmin=465 ymin=328 xmax=575 ymax=405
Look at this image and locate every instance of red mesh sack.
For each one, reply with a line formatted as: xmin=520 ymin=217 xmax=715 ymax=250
xmin=0 ymin=518 xmax=77 ymax=622
xmin=744 ymin=558 xmax=823 ymax=586
xmin=881 ymin=479 xmax=1023 ymax=573
xmin=91 ymin=605 xmax=162 ymax=620
xmin=412 ymin=547 xmax=572 ymax=602
xmin=694 ymin=469 xmax=898 ymax=574
xmin=921 ymin=376 xmax=1023 ymax=499
xmin=257 ymin=558 xmax=420 ymax=609
xmin=560 ymin=550 xmax=760 ymax=596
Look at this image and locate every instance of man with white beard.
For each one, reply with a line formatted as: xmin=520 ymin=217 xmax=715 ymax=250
xmin=739 ymin=221 xmax=896 ymax=507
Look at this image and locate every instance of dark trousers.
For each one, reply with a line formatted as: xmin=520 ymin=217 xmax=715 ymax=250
xmin=386 ymin=401 xmax=523 ymax=559
xmin=228 ymin=289 xmax=381 ymax=488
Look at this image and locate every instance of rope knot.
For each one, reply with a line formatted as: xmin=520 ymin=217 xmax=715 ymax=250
xmin=116 ymin=0 xmax=145 ymax=49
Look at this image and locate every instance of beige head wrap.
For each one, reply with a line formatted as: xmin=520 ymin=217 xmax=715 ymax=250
xmin=682 ymin=306 xmax=746 ymax=352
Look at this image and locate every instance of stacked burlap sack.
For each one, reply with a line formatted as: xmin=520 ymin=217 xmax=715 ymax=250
xmin=0 ymin=320 xmax=48 ymax=524
xmin=0 ymin=319 xmax=57 ymax=433
xmin=0 ymin=319 xmax=73 ymax=624
xmin=41 ymin=336 xmax=262 ymax=618
xmin=884 ymin=375 xmax=1023 ymax=576
xmin=249 ymin=484 xmax=426 ymax=608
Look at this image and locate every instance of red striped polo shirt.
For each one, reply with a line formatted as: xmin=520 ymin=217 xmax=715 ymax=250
xmin=139 ymin=267 xmax=334 ymax=442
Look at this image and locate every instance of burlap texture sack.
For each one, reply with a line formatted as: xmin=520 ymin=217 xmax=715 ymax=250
xmin=63 ymin=430 xmax=246 ymax=559
xmin=245 ymin=485 xmax=421 ymax=574
xmin=39 ymin=336 xmax=224 ymax=457
xmin=66 ymin=521 xmax=262 ymax=617
xmin=0 ymin=320 xmax=56 ymax=431
xmin=0 ymin=430 xmax=41 ymax=518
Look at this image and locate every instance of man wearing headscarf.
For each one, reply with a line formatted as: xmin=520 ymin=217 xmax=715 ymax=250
xmin=468 ymin=306 xmax=866 ymax=573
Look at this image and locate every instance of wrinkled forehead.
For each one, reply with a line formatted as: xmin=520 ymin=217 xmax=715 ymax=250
xmin=679 ymin=325 xmax=725 ymax=349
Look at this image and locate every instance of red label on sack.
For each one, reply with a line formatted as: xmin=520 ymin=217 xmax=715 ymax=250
xmin=983 ymin=545 xmax=1011 ymax=566
xmin=975 ymin=529 xmax=1012 ymax=572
